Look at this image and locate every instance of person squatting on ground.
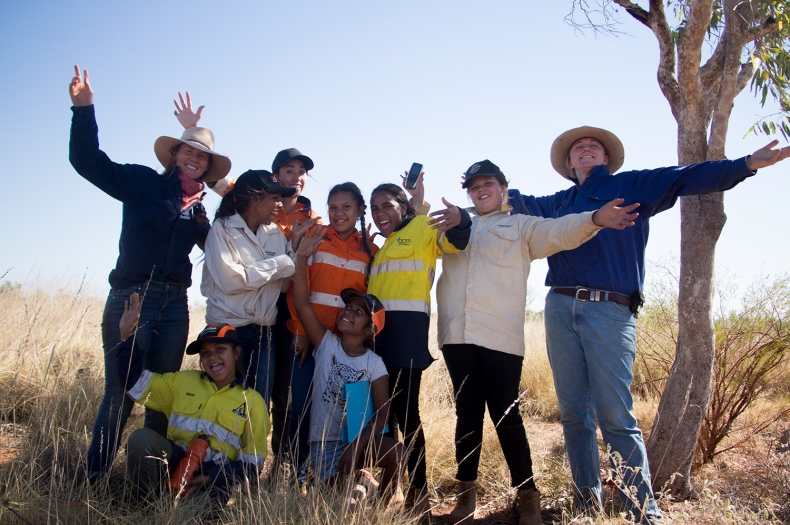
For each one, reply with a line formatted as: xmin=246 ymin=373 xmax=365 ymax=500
xmin=292 ymin=226 xmax=405 ymax=507
xmin=201 ymin=170 xmax=298 ymax=404
xmin=366 ymin=175 xmax=471 ymax=518
xmin=283 ymin=182 xmax=378 ymax=482
xmin=68 ymin=66 xmax=232 ymax=480
xmin=117 ymin=293 xmax=268 ymax=502
xmin=269 ymin=148 xmax=322 ymax=471
xmin=508 ymin=126 xmax=790 ymax=523
xmin=437 ymin=160 xmax=639 ymax=525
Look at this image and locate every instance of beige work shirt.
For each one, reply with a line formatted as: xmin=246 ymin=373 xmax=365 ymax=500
xmin=437 ymin=206 xmax=601 ymax=356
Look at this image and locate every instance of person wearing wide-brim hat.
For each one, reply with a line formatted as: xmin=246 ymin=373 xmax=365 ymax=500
xmin=201 ymin=169 xmax=299 ymax=405
xmin=507 ymin=125 xmax=790 ymax=523
xmin=68 ymin=65 xmax=232 ymax=481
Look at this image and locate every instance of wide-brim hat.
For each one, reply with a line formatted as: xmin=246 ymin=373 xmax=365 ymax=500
xmin=186 ymin=324 xmax=239 ymax=355
xmin=272 ymin=148 xmax=314 ymax=173
xmin=235 ymin=169 xmax=297 ymax=197
xmin=340 ymin=288 xmax=386 ymax=335
xmin=154 ymin=127 xmax=232 ymax=183
xmin=550 ymin=126 xmax=624 ymax=180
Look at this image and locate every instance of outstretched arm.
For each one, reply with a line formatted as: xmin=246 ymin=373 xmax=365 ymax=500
xmin=746 ymin=140 xmax=790 ymax=171
xmin=293 ymin=226 xmax=329 ymax=348
xmin=173 ymin=91 xmax=204 ymax=129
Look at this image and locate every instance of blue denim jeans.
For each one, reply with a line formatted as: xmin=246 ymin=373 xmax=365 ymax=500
xmin=285 ymin=333 xmax=315 ymax=478
xmin=87 ymin=281 xmax=189 ymax=478
xmin=235 ymin=323 xmax=276 ymax=405
xmin=544 ymin=290 xmax=661 ymax=522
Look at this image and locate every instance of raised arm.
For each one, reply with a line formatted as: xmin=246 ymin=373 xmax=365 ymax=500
xmin=69 ymin=65 xmax=93 ymax=106
xmin=293 ymin=225 xmax=329 ymax=348
xmin=173 ymin=91 xmax=204 ymax=129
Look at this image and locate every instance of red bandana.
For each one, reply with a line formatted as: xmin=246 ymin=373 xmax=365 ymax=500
xmin=179 ymin=170 xmax=205 ymax=210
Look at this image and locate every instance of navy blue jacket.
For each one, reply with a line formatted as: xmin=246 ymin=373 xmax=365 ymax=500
xmin=69 ymin=105 xmax=210 ymax=289
xmin=508 ymin=157 xmax=755 ymax=296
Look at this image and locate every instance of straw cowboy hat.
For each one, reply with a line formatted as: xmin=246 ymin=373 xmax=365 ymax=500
xmin=550 ymin=126 xmax=625 ymax=180
xmin=154 ymin=127 xmax=231 ymax=183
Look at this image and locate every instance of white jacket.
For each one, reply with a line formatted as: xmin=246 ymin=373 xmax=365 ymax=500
xmin=202 ymin=213 xmax=295 ymax=327
xmin=437 ymin=207 xmax=601 ymax=356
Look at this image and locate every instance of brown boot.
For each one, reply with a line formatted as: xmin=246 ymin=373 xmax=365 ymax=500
xmin=406 ymin=486 xmax=431 ymax=524
xmin=448 ymin=481 xmax=477 ymax=524
xmin=516 ymin=487 xmax=542 ymax=525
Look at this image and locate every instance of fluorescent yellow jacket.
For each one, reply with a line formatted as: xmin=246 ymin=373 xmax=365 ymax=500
xmin=119 ymin=339 xmax=269 ymax=486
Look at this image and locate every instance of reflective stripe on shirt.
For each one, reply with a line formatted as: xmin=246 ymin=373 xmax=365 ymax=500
xmin=310 ymin=291 xmax=344 ymax=308
xmin=313 ymin=252 xmax=368 ymax=274
xmin=169 ymin=413 xmax=242 ymax=451
xmin=371 ymin=259 xmax=425 ymax=276
xmin=128 ymin=370 xmax=154 ymax=401
xmin=381 ymin=299 xmax=430 ymax=314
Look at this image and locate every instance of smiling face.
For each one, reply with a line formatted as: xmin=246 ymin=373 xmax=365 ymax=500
xmin=467 ymin=176 xmax=507 ymax=215
xmin=566 ymin=137 xmax=609 ymax=177
xmin=199 ymin=341 xmax=241 ymax=389
xmin=370 ymin=191 xmax=407 ymax=239
xmin=174 ymin=144 xmax=210 ymax=181
xmin=328 ymin=191 xmax=362 ymax=239
xmin=276 ymin=160 xmax=307 ymax=197
xmin=337 ymin=296 xmax=373 ymax=336
xmin=253 ymin=192 xmax=283 ymax=225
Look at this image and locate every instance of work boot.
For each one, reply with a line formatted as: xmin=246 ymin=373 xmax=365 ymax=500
xmin=516 ymin=487 xmax=542 ymax=525
xmin=406 ymin=486 xmax=431 ymax=524
xmin=448 ymin=481 xmax=477 ymax=524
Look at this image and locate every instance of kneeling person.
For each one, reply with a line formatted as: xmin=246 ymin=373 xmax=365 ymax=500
xmin=117 ymin=293 xmax=269 ymax=500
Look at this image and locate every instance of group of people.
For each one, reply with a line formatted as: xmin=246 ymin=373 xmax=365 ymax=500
xmin=68 ymin=65 xmax=789 ymax=524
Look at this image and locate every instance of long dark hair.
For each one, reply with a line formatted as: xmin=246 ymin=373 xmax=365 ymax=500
xmin=370 ymin=183 xmax=416 ymax=221
xmin=328 ymin=182 xmax=374 ymax=284
xmin=215 ymin=183 xmax=267 ymax=221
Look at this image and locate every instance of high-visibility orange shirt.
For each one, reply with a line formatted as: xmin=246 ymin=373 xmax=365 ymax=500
xmin=273 ymin=196 xmax=321 ymax=241
xmin=286 ymin=226 xmax=378 ymax=337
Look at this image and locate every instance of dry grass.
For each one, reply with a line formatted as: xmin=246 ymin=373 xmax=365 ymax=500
xmin=0 ymin=280 xmax=787 ymax=524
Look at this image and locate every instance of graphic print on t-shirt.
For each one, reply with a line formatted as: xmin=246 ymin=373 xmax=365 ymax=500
xmin=323 ymin=354 xmax=365 ymax=405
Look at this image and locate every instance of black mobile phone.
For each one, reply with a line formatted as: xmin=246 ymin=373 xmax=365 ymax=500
xmin=405 ymin=163 xmax=423 ymax=189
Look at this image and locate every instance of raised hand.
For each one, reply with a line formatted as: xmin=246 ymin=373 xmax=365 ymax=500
xmin=295 ymin=225 xmax=327 ymax=258
xmin=69 ymin=65 xmax=93 ymax=107
xmin=291 ymin=217 xmax=320 ymax=251
xmin=173 ymin=91 xmax=205 ymax=129
xmin=746 ymin=140 xmax=790 ymax=171
xmin=591 ymin=198 xmax=640 ymax=230
xmin=365 ymin=222 xmax=379 ymax=242
xmin=119 ymin=292 xmax=142 ymax=340
xmin=428 ymin=197 xmax=463 ymax=232
xmin=401 ymin=171 xmax=426 ymax=207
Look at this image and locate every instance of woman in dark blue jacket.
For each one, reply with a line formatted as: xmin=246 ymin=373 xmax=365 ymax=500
xmin=68 ymin=65 xmax=232 ymax=480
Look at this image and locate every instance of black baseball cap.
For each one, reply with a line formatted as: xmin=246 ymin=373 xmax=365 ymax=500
xmin=186 ymin=324 xmax=239 ymax=355
xmin=340 ymin=288 xmax=386 ymax=335
xmin=462 ymin=159 xmax=505 ymax=188
xmin=235 ymin=169 xmax=297 ymax=197
xmin=272 ymin=148 xmax=314 ymax=173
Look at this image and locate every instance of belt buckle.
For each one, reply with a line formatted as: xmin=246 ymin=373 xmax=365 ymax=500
xmin=575 ymin=288 xmax=602 ymax=302
xmin=575 ymin=288 xmax=588 ymax=302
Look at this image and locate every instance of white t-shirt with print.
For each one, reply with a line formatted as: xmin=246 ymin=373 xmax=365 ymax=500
xmin=308 ymin=331 xmax=388 ymax=443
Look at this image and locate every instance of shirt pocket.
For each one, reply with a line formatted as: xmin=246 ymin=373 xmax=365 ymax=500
xmin=172 ymin=399 xmax=202 ymax=418
xmin=216 ymin=410 xmax=246 ymax=451
xmin=481 ymin=225 xmax=520 ymax=263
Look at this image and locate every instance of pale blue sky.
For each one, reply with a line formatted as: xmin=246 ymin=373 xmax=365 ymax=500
xmin=0 ymin=1 xmax=786 ymax=308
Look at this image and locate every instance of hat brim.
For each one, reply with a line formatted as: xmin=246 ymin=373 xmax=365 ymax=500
xmin=549 ymin=126 xmax=624 ymax=180
xmin=274 ymin=154 xmax=314 ymax=173
xmin=340 ymin=288 xmax=385 ymax=334
xmin=154 ymin=136 xmax=232 ymax=183
xmin=185 ymin=335 xmax=237 ymax=355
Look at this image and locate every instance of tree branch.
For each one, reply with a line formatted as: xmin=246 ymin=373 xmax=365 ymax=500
xmin=612 ymin=0 xmax=650 ymax=28
xmin=742 ymin=17 xmax=778 ymax=43
xmin=648 ymin=0 xmax=681 ymax=116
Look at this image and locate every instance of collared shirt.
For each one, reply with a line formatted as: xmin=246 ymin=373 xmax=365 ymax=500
xmin=508 ymin=158 xmax=755 ymax=296
xmin=273 ymin=196 xmax=322 ymax=241
xmin=202 ymin=213 xmax=294 ymax=326
xmin=286 ymin=226 xmax=378 ymax=337
xmin=438 ymin=207 xmax=601 ymax=356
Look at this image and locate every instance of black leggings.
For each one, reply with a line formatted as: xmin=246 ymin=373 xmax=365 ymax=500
xmin=442 ymin=344 xmax=536 ymax=489
xmin=385 ymin=367 xmax=427 ymax=490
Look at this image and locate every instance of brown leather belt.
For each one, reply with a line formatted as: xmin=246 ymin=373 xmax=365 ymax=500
xmin=552 ymin=287 xmax=632 ymax=308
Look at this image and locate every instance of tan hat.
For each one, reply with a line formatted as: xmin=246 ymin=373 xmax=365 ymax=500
xmin=550 ymin=126 xmax=624 ymax=180
xmin=154 ymin=127 xmax=231 ymax=183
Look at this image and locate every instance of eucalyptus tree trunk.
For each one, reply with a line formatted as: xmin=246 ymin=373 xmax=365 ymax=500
xmin=610 ymin=0 xmax=776 ymax=498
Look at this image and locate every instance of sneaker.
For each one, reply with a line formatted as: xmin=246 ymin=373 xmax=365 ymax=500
xmin=448 ymin=481 xmax=477 ymax=524
xmin=406 ymin=486 xmax=431 ymax=523
xmin=516 ymin=487 xmax=541 ymax=525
